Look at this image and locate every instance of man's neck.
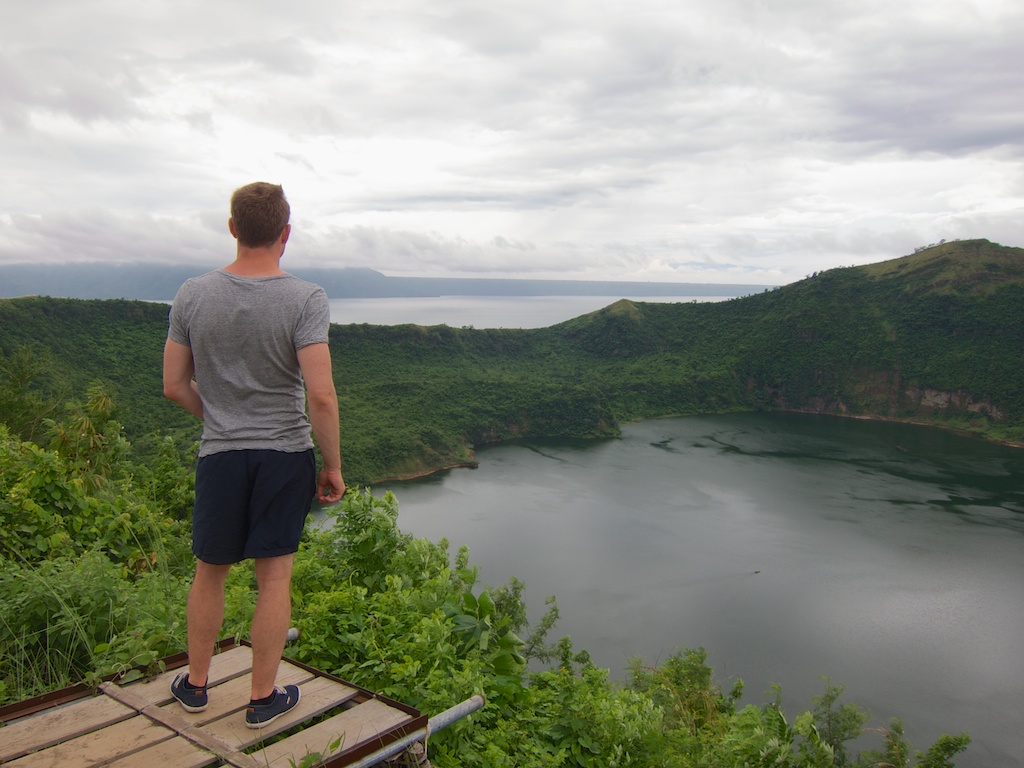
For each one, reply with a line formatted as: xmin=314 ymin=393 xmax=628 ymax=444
xmin=223 ymin=247 xmax=285 ymax=277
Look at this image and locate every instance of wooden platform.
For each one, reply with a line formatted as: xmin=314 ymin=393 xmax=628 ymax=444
xmin=0 ymin=641 xmax=427 ymax=767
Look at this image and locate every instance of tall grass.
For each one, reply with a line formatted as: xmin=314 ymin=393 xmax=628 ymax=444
xmin=0 ymin=548 xmax=190 ymax=704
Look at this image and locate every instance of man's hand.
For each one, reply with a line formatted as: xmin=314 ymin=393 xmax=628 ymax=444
xmin=317 ymin=466 xmax=345 ymax=504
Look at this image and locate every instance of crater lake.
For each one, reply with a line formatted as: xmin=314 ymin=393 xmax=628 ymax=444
xmin=372 ymin=412 xmax=1024 ymax=767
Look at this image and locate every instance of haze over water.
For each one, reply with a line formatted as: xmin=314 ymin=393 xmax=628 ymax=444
xmin=328 ymin=295 xmax=731 ymax=328
xmin=376 ymin=412 xmax=1024 ymax=768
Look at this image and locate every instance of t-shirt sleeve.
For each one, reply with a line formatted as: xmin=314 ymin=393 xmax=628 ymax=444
xmin=294 ymin=287 xmax=330 ymax=349
xmin=167 ymin=282 xmax=192 ymax=346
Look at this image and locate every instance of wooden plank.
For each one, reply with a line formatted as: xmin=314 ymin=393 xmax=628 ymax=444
xmin=104 ymin=667 xmax=315 ymax=768
xmin=102 ymin=736 xmax=219 ymax=768
xmin=0 ymin=684 xmax=93 ymax=723
xmin=127 ymin=645 xmax=255 ymax=706
xmin=257 ymin=698 xmax=416 ymax=767
xmin=174 ymin=660 xmax=316 ymax=727
xmin=0 ymin=695 xmax=136 ymax=763
xmin=5 ymin=715 xmax=173 ymax=768
xmin=1 ymin=642 xmax=425 ymax=768
xmin=206 ymin=676 xmax=361 ymax=752
xmin=125 ymin=710 xmax=265 ymax=768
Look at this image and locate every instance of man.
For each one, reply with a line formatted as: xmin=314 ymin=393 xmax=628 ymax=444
xmin=163 ymin=181 xmax=345 ymax=729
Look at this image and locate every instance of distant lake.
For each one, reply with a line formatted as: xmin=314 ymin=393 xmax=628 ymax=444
xmin=328 ymin=295 xmax=730 ymax=328
xmin=369 ymin=412 xmax=1024 ymax=767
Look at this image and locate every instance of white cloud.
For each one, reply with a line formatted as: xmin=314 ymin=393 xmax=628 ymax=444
xmin=1 ymin=0 xmax=1023 ymax=286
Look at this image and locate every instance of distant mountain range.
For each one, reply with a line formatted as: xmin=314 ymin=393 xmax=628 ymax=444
xmin=0 ymin=263 xmax=770 ymax=300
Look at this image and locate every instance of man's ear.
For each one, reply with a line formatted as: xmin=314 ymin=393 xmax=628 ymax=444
xmin=228 ymin=218 xmax=238 ymax=239
xmin=280 ymin=224 xmax=291 ymax=246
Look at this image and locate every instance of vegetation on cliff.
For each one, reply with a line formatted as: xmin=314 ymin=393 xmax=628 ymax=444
xmin=2 ymin=239 xmax=1021 ymax=485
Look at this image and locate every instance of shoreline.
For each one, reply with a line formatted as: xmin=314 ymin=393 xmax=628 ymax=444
xmin=374 ymin=408 xmax=1023 ymax=485
xmin=812 ymin=409 xmax=1024 ymax=450
xmin=372 ymin=460 xmax=480 ymax=485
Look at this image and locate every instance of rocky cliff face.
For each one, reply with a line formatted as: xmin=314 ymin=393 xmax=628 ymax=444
xmin=753 ymin=374 xmax=1007 ymax=426
xmin=902 ymin=386 xmax=1005 ymax=420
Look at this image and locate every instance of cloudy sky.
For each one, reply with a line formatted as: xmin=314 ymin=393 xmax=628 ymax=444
xmin=2 ymin=0 xmax=1022 ymax=286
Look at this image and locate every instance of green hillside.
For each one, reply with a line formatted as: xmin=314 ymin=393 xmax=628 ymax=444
xmin=2 ymin=239 xmax=1022 ymax=485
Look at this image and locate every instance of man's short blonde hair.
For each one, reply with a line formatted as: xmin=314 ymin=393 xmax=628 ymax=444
xmin=230 ymin=182 xmax=291 ymax=248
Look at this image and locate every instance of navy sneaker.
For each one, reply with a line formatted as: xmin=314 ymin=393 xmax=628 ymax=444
xmin=245 ymin=684 xmax=301 ymax=729
xmin=170 ymin=672 xmax=208 ymax=712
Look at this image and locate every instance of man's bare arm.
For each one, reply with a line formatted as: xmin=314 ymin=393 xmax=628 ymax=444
xmin=163 ymin=339 xmax=204 ymax=419
xmin=297 ymin=342 xmax=345 ymax=504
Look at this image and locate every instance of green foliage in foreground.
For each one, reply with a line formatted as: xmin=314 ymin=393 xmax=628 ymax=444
xmin=0 ymin=402 xmax=970 ymax=766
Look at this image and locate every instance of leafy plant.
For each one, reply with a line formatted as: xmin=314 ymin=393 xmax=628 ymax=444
xmin=860 ymin=718 xmax=970 ymax=768
xmin=811 ymin=676 xmax=869 ymax=766
xmin=629 ymin=647 xmax=742 ymax=737
xmin=318 ymin=489 xmax=411 ymax=592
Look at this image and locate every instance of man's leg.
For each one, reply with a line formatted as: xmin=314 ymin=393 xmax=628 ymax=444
xmin=187 ymin=560 xmax=232 ymax=686
xmin=250 ymin=553 xmax=296 ymax=700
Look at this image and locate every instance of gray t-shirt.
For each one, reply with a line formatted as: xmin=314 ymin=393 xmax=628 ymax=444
xmin=167 ymin=269 xmax=330 ymax=457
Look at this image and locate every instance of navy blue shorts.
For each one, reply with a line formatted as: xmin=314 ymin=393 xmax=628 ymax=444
xmin=192 ymin=449 xmax=316 ymax=565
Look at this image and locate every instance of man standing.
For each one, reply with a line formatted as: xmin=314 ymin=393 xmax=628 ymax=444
xmin=163 ymin=182 xmax=344 ymax=728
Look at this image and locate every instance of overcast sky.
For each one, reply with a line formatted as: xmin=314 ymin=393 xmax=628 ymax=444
xmin=2 ymin=0 xmax=1022 ymax=286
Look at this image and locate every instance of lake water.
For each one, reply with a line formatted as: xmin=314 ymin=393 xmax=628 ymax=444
xmin=371 ymin=412 xmax=1024 ymax=767
xmin=328 ymin=295 xmax=729 ymax=328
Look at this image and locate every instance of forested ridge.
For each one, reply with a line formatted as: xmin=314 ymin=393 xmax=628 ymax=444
xmin=2 ymin=238 xmax=1021 ymax=486
xmin=2 ymin=239 xmax=1017 ymax=765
